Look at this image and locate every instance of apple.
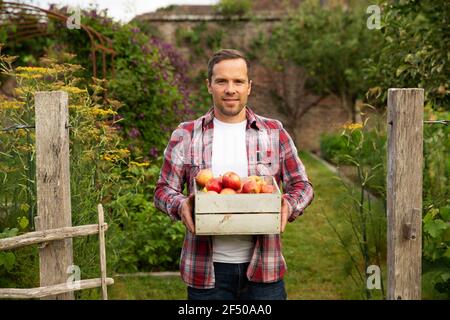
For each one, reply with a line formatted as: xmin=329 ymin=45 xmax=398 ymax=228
xmin=222 ymin=171 xmax=242 ymax=191
xmin=260 ymin=184 xmax=275 ymax=194
xmin=247 ymin=175 xmax=263 ymax=183
xmin=206 ymin=177 xmax=222 ymax=193
xmin=207 ymin=190 xmax=218 ymax=194
xmin=195 ymin=169 xmax=213 ymax=187
xmin=242 ymin=179 xmax=261 ymax=194
xmin=220 ymin=188 xmax=236 ymax=194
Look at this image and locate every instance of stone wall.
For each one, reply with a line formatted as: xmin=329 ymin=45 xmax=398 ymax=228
xmin=134 ymin=10 xmax=351 ymax=154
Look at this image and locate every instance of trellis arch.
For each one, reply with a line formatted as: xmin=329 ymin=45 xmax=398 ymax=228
xmin=0 ymin=1 xmax=116 ymax=78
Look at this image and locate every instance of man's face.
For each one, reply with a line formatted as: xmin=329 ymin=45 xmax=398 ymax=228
xmin=207 ymin=58 xmax=252 ymax=120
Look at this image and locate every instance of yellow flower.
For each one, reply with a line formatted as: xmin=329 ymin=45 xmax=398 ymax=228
xmin=91 ymin=107 xmax=117 ymax=117
xmin=15 ymin=66 xmax=58 ymax=76
xmin=130 ymin=161 xmax=150 ymax=167
xmin=15 ymin=73 xmax=43 ymax=79
xmin=343 ymin=122 xmax=363 ymax=131
xmin=58 ymin=86 xmax=88 ymax=95
xmin=102 ymin=148 xmax=130 ymax=162
xmin=0 ymin=101 xmax=24 ymax=110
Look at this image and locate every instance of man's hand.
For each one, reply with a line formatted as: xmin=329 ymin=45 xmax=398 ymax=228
xmin=280 ymin=197 xmax=290 ymax=233
xmin=180 ymin=193 xmax=195 ymax=234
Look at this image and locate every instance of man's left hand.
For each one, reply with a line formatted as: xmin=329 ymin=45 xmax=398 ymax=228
xmin=281 ymin=197 xmax=290 ymax=233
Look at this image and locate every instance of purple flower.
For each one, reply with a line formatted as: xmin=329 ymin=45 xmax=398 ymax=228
xmin=114 ymin=114 xmax=124 ymax=122
xmin=128 ymin=127 xmax=141 ymax=138
xmin=132 ymin=27 xmax=140 ymax=33
xmin=138 ymin=113 xmax=145 ymax=120
xmin=148 ymin=147 xmax=159 ymax=158
xmin=112 ymin=124 xmax=123 ymax=131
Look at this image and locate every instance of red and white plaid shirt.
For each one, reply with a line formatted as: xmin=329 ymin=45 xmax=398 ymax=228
xmin=154 ymin=107 xmax=314 ymax=289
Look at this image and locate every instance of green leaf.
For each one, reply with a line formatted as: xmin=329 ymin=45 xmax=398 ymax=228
xmin=0 ymin=252 xmax=16 ymax=271
xmin=440 ymin=206 xmax=450 ymax=222
xmin=424 ymin=208 xmax=439 ymax=224
xmin=424 ymin=219 xmax=448 ymax=238
xmin=396 ymin=64 xmax=409 ymax=77
xmin=20 ymin=203 xmax=30 ymax=212
xmin=18 ymin=216 xmax=29 ymax=230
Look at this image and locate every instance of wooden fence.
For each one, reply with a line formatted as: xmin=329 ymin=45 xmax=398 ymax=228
xmin=0 ymin=91 xmax=113 ymax=299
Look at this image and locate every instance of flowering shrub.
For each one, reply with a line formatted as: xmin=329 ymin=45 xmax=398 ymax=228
xmin=0 ymin=48 xmax=184 ymax=289
xmin=4 ymin=6 xmax=204 ymax=162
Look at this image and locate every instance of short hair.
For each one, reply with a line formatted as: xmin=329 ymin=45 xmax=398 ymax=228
xmin=207 ymin=49 xmax=250 ymax=83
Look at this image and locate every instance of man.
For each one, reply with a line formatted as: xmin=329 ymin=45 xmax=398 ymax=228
xmin=154 ymin=49 xmax=314 ymax=300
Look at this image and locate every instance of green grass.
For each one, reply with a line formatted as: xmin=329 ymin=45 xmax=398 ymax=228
xmin=283 ymin=151 xmax=386 ymax=299
xmin=81 ymin=151 xmax=388 ymax=300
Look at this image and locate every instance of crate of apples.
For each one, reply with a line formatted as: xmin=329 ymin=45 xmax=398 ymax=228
xmin=193 ymin=170 xmax=281 ymax=235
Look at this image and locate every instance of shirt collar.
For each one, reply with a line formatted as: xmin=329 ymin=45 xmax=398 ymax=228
xmin=202 ymin=106 xmax=260 ymax=130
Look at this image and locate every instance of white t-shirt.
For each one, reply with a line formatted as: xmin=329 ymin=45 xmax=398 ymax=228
xmin=211 ymin=117 xmax=254 ymax=263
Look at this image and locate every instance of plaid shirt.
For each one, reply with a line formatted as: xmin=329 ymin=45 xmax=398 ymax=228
xmin=154 ymin=107 xmax=314 ymax=289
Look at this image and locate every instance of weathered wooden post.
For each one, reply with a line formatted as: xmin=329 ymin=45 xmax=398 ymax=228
xmin=387 ymin=88 xmax=424 ymax=300
xmin=35 ymin=91 xmax=74 ymax=300
xmin=97 ymin=204 xmax=108 ymax=300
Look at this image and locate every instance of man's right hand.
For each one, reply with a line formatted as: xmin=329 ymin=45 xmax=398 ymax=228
xmin=180 ymin=193 xmax=195 ymax=234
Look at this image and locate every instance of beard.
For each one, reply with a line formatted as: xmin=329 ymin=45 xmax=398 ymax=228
xmin=215 ymin=101 xmax=246 ymax=117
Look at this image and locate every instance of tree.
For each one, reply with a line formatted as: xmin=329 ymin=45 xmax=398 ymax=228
xmin=271 ymin=61 xmax=325 ymax=146
xmin=265 ymin=0 xmax=381 ymax=122
xmin=365 ymin=0 xmax=449 ymax=111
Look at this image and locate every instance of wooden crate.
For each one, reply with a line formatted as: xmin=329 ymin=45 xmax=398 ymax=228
xmin=194 ymin=176 xmax=281 ymax=235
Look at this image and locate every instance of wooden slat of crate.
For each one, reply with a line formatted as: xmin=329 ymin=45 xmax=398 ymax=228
xmin=195 ymin=213 xmax=280 ymax=235
xmin=195 ymin=193 xmax=281 ymax=213
xmin=194 ymin=176 xmax=281 ymax=214
xmin=194 ymin=176 xmax=281 ymax=235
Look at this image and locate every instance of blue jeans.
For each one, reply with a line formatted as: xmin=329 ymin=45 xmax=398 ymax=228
xmin=187 ymin=262 xmax=287 ymax=300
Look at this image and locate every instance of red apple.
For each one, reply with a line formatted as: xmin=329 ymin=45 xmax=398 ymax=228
xmin=222 ymin=171 xmax=242 ymax=191
xmin=195 ymin=169 xmax=213 ymax=187
xmin=242 ymin=179 xmax=261 ymax=194
xmin=206 ymin=177 xmax=222 ymax=193
xmin=220 ymin=188 xmax=236 ymax=194
xmin=248 ymin=175 xmax=263 ymax=183
xmin=260 ymin=184 xmax=275 ymax=194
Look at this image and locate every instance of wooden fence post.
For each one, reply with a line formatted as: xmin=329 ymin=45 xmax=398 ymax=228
xmin=387 ymin=88 xmax=424 ymax=300
xmin=35 ymin=91 xmax=74 ymax=300
xmin=97 ymin=204 xmax=108 ymax=300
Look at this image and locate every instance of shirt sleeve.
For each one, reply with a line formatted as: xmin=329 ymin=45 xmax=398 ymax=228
xmin=278 ymin=123 xmax=314 ymax=222
xmin=153 ymin=125 xmax=189 ymax=221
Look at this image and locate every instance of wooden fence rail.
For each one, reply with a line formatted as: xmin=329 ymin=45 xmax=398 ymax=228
xmin=0 ymin=91 xmax=113 ymax=300
xmin=0 ymin=278 xmax=114 ymax=299
xmin=0 ymin=204 xmax=113 ymax=300
xmin=0 ymin=224 xmax=108 ymax=251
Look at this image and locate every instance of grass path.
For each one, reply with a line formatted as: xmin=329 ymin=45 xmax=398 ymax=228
xmin=283 ymin=151 xmax=365 ymax=299
xmin=82 ymin=151 xmax=384 ymax=300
